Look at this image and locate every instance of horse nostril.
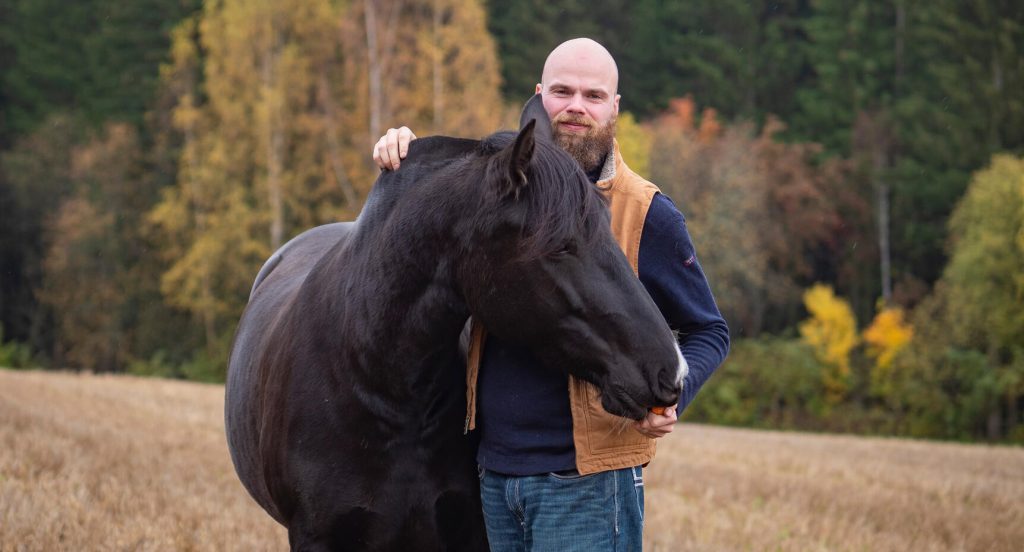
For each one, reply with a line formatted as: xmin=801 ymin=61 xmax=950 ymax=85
xmin=657 ymin=362 xmax=684 ymax=402
xmin=644 ymin=344 xmax=686 ymax=406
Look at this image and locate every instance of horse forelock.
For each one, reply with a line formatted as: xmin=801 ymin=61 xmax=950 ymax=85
xmin=478 ymin=131 xmax=608 ymax=260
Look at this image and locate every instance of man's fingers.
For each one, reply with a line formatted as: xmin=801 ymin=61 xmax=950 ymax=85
xmin=633 ymin=404 xmax=679 ymax=438
xmin=397 ymin=126 xmax=416 ymax=159
xmin=645 ymin=405 xmax=678 ymax=427
xmin=385 ymin=128 xmax=402 ymax=169
xmin=372 ymin=127 xmax=417 ymax=171
xmin=372 ymin=135 xmax=386 ymax=169
xmin=633 ymin=424 xmax=672 ymax=439
xmin=663 ymin=404 xmax=679 ymax=423
xmin=373 ymin=129 xmax=399 ymax=170
xmin=374 ymin=134 xmax=395 ymax=170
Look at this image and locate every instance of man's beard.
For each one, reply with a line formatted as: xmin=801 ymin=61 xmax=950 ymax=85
xmin=551 ymin=112 xmax=616 ymax=173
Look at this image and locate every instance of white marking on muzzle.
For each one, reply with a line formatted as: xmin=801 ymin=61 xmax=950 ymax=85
xmin=675 ymin=343 xmax=689 ymax=386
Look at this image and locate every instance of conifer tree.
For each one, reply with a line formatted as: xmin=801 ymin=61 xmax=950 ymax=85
xmin=484 ymin=0 xmax=631 ymax=101
xmin=0 ymin=0 xmax=97 ymax=134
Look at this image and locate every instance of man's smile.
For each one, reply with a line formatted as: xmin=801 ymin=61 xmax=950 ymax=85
xmin=558 ymin=121 xmax=590 ymax=133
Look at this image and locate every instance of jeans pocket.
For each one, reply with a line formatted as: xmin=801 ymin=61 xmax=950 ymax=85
xmin=631 ymin=466 xmax=645 ymax=522
xmin=547 ymin=469 xmax=596 ymax=481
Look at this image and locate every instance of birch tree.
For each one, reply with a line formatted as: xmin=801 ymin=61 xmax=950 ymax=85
xmin=151 ymin=0 xmax=503 ymax=352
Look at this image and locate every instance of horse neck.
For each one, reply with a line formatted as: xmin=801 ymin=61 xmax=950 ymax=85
xmin=326 ymin=176 xmax=474 ymax=392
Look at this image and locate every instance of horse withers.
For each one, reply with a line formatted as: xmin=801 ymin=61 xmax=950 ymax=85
xmin=225 ymin=120 xmax=684 ymax=551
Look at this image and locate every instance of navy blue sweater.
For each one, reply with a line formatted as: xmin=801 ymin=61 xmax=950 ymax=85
xmin=476 ymin=192 xmax=730 ymax=475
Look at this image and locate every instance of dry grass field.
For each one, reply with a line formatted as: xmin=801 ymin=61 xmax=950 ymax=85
xmin=1 ymin=369 xmax=1022 ymax=551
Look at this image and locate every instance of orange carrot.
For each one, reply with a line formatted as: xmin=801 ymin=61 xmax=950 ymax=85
xmin=650 ymin=406 xmax=667 ymax=416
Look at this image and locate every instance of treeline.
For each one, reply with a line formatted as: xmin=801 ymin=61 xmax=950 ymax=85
xmin=0 ymin=0 xmax=1021 ymax=442
xmin=1 ymin=0 xmax=505 ymax=378
xmin=489 ymin=0 xmax=1024 ymax=317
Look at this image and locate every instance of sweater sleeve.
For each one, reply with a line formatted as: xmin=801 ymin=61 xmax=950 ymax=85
xmin=638 ymin=193 xmax=730 ymax=413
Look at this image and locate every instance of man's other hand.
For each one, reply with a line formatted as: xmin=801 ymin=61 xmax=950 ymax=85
xmin=373 ymin=126 xmax=417 ymax=170
xmin=633 ymin=405 xmax=678 ymax=439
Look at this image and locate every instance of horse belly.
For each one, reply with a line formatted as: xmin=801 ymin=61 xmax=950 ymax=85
xmin=225 ymin=284 xmax=302 ymax=524
xmin=225 ymin=222 xmax=356 ymax=524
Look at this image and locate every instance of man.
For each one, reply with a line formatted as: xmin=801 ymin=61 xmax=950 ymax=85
xmin=373 ymin=38 xmax=729 ymax=551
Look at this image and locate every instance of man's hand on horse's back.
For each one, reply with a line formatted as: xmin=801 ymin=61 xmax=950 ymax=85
xmin=373 ymin=126 xmax=417 ymax=171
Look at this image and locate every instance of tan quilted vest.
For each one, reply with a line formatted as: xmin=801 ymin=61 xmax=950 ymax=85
xmin=464 ymin=141 xmax=661 ymax=475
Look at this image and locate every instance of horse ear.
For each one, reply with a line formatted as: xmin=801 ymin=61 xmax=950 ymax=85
xmin=519 ymin=93 xmax=552 ymax=143
xmin=505 ymin=119 xmax=535 ymax=195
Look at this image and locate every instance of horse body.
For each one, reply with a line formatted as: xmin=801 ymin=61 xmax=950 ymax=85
xmin=226 ymin=122 xmax=684 ymax=550
xmin=228 ymin=136 xmax=487 ymax=550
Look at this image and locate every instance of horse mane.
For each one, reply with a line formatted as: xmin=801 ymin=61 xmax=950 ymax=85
xmin=477 ymin=131 xmax=609 ymax=260
xmin=357 ymin=130 xmax=608 ymax=264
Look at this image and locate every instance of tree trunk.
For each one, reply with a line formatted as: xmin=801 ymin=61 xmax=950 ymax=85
xmin=987 ymin=408 xmax=1002 ymax=441
xmin=432 ymin=0 xmax=443 ymax=132
xmin=876 ymin=1 xmax=905 ymax=305
xmin=364 ymin=0 xmax=405 ymax=145
xmin=895 ymin=1 xmax=905 ymax=90
xmin=318 ymin=74 xmax=360 ymax=208
xmin=201 ymin=273 xmax=217 ymax=350
xmin=877 ymin=176 xmax=891 ymax=303
xmin=1007 ymin=392 xmax=1019 ymax=440
xmin=261 ymin=31 xmax=284 ymax=251
xmin=990 ymin=57 xmax=1003 ymax=150
xmin=365 ymin=0 xmax=382 ymax=145
xmin=184 ymin=122 xmax=217 ymax=350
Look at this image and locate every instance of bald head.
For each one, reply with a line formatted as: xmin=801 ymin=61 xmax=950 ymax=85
xmin=540 ymin=38 xmax=619 ymax=96
xmin=535 ymin=38 xmax=621 ymax=172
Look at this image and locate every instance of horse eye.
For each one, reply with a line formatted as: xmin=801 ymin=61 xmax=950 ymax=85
xmin=552 ymin=245 xmax=574 ymax=257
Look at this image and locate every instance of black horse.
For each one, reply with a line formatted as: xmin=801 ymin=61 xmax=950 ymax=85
xmin=225 ymin=105 xmax=684 ymax=550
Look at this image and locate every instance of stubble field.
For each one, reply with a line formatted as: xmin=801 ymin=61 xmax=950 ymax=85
xmin=1 ymin=369 xmax=1021 ymax=551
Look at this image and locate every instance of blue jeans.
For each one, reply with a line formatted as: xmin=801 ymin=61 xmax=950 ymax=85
xmin=478 ymin=466 xmax=644 ymax=552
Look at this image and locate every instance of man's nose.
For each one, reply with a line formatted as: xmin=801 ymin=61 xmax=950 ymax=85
xmin=566 ymin=93 xmax=586 ymax=114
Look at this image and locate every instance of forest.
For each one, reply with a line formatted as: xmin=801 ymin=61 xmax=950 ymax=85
xmin=0 ymin=0 xmax=1021 ymax=442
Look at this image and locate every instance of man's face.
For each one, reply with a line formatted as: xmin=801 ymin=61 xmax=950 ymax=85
xmin=536 ymin=57 xmax=620 ymax=172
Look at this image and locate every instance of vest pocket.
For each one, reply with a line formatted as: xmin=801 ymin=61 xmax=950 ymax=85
xmin=578 ymin=380 xmax=650 ymax=454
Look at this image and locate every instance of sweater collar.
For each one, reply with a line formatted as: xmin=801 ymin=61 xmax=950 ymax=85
xmin=596 ymin=139 xmax=622 ymax=186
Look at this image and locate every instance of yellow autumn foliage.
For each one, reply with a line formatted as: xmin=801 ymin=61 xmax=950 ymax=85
xmin=863 ymin=304 xmax=914 ymax=369
xmin=863 ymin=303 xmax=914 ymax=399
xmin=150 ymin=0 xmax=504 ymax=349
xmin=799 ymin=284 xmax=858 ymax=402
xmin=614 ymin=111 xmax=652 ymax=179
